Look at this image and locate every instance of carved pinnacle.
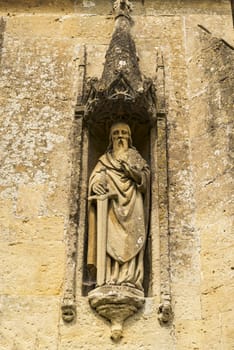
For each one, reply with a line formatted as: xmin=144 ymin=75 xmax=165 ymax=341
xmin=113 ymin=0 xmax=133 ymax=17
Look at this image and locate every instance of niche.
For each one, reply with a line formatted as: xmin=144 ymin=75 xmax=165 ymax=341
xmin=82 ymin=114 xmax=153 ymax=297
xmin=61 ymin=0 xmax=173 ymax=331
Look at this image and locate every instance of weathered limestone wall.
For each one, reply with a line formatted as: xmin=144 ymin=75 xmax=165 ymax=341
xmin=0 ymin=1 xmax=233 ymax=349
xmin=185 ymin=24 xmax=234 ymax=349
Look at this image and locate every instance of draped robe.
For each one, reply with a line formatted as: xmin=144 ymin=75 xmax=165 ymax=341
xmin=87 ymin=148 xmax=150 ymax=290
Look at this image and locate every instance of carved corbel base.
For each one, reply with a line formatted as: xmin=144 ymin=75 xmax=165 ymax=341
xmin=61 ymin=303 xmax=76 ymax=323
xmin=88 ymin=285 xmax=145 ymax=341
xmin=158 ymin=300 xmax=173 ymax=325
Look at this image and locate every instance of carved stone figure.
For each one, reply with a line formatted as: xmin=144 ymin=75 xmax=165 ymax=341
xmin=87 ymin=122 xmax=150 ymax=291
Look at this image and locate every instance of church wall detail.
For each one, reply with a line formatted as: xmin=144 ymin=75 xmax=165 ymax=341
xmin=0 ymin=1 xmax=233 ymax=349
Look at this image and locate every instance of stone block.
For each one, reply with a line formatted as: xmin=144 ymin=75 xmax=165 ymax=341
xmin=174 ymin=320 xmax=203 ymax=350
xmin=221 ymin=310 xmax=234 ymax=350
xmin=170 ymin=235 xmax=200 ymax=285
xmin=0 ymin=295 xmax=60 ymax=350
xmin=185 ymin=15 xmax=234 ymax=50
xmin=193 ymin=177 xmax=232 ymax=228
xmin=201 ymin=316 xmax=222 ymax=350
xmin=200 ymin=215 xmax=233 ymax=253
xmin=16 ymin=184 xmax=47 ymax=218
xmin=86 ymin=44 xmax=107 ymax=79
xmin=201 ymin=245 xmax=233 ymax=290
xmin=5 ymin=15 xmax=113 ymax=44
xmin=172 ymin=283 xmax=201 ymax=320
xmin=0 ymin=241 xmax=65 ymax=295
xmin=201 ymin=284 xmax=234 ymax=318
xmin=5 ymin=216 xmax=65 ymax=242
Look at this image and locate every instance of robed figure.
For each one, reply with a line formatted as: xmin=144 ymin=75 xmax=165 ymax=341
xmin=87 ymin=122 xmax=150 ymax=291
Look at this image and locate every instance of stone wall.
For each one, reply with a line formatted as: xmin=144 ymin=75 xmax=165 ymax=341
xmin=0 ymin=1 xmax=233 ymax=349
xmin=185 ymin=26 xmax=234 ymax=349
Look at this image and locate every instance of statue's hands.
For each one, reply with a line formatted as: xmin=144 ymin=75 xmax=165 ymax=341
xmin=120 ymin=160 xmax=141 ymax=184
xmin=92 ymin=168 xmax=108 ymax=196
xmin=92 ymin=182 xmax=107 ymax=195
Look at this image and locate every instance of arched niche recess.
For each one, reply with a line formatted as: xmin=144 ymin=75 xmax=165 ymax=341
xmin=82 ymin=111 xmax=153 ymax=297
xmin=61 ymin=0 xmax=173 ymax=335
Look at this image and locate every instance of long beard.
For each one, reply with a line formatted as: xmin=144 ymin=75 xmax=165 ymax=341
xmin=117 ymin=139 xmax=124 ymax=147
xmin=114 ymin=138 xmax=128 ymax=151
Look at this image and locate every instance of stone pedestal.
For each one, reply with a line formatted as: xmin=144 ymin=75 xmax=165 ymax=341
xmin=88 ymin=285 xmax=145 ymax=341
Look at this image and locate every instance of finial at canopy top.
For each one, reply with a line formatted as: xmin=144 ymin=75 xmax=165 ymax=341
xmin=113 ymin=0 xmax=133 ymax=18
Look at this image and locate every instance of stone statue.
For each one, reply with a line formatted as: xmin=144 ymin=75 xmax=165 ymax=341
xmin=87 ymin=122 xmax=150 ymax=291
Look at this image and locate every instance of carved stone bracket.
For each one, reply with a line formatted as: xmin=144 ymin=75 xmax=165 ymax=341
xmin=158 ymin=300 xmax=173 ymax=325
xmin=89 ymin=285 xmax=144 ymax=341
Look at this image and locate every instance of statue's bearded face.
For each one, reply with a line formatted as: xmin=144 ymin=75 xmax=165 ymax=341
xmin=111 ymin=123 xmax=130 ymax=151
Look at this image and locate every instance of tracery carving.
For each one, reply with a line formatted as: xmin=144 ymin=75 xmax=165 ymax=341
xmin=83 ymin=0 xmax=156 ymax=127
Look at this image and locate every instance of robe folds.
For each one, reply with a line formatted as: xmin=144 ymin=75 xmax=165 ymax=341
xmin=87 ymin=147 xmax=150 ymax=289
